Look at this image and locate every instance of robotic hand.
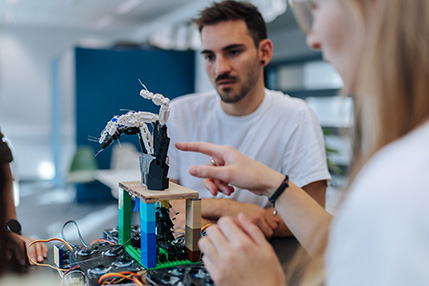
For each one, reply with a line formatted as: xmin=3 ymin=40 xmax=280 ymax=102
xmin=98 ymin=83 xmax=171 ymax=190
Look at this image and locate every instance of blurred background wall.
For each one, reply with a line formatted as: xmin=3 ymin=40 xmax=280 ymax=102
xmin=0 ymin=0 xmax=351 ymax=200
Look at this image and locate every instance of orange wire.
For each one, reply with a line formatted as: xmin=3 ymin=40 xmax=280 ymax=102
xmin=98 ymin=271 xmax=143 ymax=285
xmin=201 ymin=224 xmax=212 ymax=232
xmin=26 ymin=238 xmax=74 ymax=272
xmin=63 ymin=264 xmax=80 ymax=275
xmin=89 ymin=238 xmax=116 ymax=247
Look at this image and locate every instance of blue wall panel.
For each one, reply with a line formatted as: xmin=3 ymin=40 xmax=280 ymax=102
xmin=74 ymin=47 xmax=195 ymax=201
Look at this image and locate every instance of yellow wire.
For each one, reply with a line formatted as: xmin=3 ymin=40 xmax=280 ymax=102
xmin=201 ymin=224 xmax=212 ymax=232
xmin=160 ymin=200 xmax=170 ymax=209
xmin=99 ymin=272 xmax=143 ymax=285
xmin=27 ymin=238 xmax=74 ymax=272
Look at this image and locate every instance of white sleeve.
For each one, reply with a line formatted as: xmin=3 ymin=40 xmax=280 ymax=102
xmin=166 ymin=109 xmax=180 ymax=181
xmin=326 ymin=168 xmax=429 ymax=286
xmin=283 ymin=105 xmax=331 ymax=188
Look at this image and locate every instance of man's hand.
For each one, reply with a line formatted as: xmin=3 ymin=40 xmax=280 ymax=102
xmin=227 ymin=202 xmax=281 ymax=239
xmin=202 ymin=199 xmax=281 ymax=239
xmin=170 ymin=196 xmax=282 ymax=239
xmin=172 ymin=210 xmax=216 ymax=232
xmin=11 ymin=233 xmax=48 ymax=265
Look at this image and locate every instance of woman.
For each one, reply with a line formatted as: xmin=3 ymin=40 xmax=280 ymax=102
xmin=176 ymin=0 xmax=429 ymax=285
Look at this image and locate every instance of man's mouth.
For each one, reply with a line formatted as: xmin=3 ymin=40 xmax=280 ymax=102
xmin=216 ymin=78 xmax=236 ymax=88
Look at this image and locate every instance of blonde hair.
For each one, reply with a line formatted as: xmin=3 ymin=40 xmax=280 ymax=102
xmin=290 ymin=0 xmax=429 ymax=285
xmin=353 ymin=0 xmax=429 ymax=177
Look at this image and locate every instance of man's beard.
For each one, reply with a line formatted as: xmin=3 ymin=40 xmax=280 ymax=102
xmin=215 ymin=61 xmax=260 ymax=104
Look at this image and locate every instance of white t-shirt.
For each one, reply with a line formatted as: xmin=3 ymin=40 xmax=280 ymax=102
xmin=167 ymin=89 xmax=331 ymax=208
xmin=326 ymin=121 xmax=429 ymax=285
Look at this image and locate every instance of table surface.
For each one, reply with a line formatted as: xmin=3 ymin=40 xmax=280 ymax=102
xmin=95 ymin=169 xmax=141 ymax=198
xmin=95 ymin=169 xmax=301 ymax=284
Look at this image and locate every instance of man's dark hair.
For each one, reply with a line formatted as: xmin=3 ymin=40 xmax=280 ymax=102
xmin=193 ymin=0 xmax=267 ymax=47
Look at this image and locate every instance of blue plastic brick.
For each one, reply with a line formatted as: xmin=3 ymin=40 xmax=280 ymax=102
xmin=141 ymin=232 xmax=157 ymax=268
xmin=140 ymin=202 xmax=156 ymax=222
xmin=140 ymin=220 xmax=156 ymax=233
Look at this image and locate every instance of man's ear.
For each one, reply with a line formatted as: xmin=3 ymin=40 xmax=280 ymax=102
xmin=258 ymin=39 xmax=273 ymax=66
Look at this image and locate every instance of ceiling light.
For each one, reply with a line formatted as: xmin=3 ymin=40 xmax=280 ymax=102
xmin=117 ymin=0 xmax=142 ymax=15
xmin=38 ymin=161 xmax=55 ymax=180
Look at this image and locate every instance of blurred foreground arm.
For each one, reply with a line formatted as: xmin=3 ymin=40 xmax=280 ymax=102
xmin=199 ymin=214 xmax=287 ymax=286
xmin=1 ymin=162 xmax=48 ymax=264
xmin=176 ymin=142 xmax=331 ymax=254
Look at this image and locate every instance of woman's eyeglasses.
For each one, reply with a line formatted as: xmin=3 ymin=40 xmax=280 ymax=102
xmin=289 ymin=0 xmax=318 ymax=34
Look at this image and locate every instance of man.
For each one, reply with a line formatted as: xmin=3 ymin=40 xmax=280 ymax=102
xmin=0 ymin=130 xmax=48 ymax=265
xmin=167 ymin=0 xmax=330 ymax=238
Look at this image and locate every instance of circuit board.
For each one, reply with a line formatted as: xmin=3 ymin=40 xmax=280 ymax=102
xmin=69 ymin=244 xmax=142 ymax=286
xmin=54 ymin=225 xmax=215 ymax=285
xmin=146 ymin=264 xmax=215 ymax=286
xmin=64 ymin=243 xmax=215 ymax=286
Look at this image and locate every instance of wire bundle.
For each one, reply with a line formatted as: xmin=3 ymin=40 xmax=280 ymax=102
xmin=27 ymin=238 xmax=73 ymax=271
xmin=98 ymin=271 xmax=145 ymax=285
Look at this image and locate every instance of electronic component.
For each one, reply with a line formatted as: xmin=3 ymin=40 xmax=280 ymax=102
xmin=53 ymin=245 xmax=64 ymax=268
xmin=69 ymin=244 xmax=142 ymax=286
xmin=146 ymin=264 xmax=215 ymax=286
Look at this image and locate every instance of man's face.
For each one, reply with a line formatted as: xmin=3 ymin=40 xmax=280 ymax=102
xmin=200 ymin=20 xmax=262 ymax=103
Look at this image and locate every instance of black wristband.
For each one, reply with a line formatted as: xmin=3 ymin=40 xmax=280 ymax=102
xmin=6 ymin=219 xmax=22 ymax=235
xmin=268 ymin=175 xmax=289 ymax=215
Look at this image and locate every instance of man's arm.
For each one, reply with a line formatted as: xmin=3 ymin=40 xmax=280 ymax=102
xmin=199 ymin=179 xmax=326 ymax=238
xmin=170 ymin=179 xmax=327 ymax=238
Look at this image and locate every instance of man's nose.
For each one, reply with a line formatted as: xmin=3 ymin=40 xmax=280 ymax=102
xmin=215 ymin=56 xmax=232 ymax=76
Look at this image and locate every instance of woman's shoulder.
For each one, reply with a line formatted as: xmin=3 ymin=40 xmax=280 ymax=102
xmin=345 ymin=121 xmax=429 ymax=210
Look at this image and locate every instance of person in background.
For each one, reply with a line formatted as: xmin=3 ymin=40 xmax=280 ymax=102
xmin=168 ymin=0 xmax=330 ymax=238
xmin=175 ymin=0 xmax=429 ymax=285
xmin=0 ymin=129 xmax=48 ymax=269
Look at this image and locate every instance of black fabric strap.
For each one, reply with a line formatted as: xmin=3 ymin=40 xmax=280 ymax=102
xmin=268 ymin=175 xmax=289 ymax=208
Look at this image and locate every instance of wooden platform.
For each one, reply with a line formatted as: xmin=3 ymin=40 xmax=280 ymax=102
xmin=118 ymin=181 xmax=199 ymax=203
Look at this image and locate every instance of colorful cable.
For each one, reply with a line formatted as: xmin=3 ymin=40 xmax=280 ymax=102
xmin=89 ymin=238 xmax=116 ymax=247
xmin=26 ymin=238 xmax=73 ymax=272
xmin=201 ymin=224 xmax=212 ymax=232
xmin=98 ymin=271 xmax=144 ymax=285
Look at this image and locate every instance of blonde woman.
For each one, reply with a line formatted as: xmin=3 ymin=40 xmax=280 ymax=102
xmin=176 ymin=0 xmax=429 ymax=285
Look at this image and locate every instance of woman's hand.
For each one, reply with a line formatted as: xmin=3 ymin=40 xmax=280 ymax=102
xmin=175 ymin=142 xmax=284 ymax=197
xmin=199 ymin=213 xmax=286 ymax=286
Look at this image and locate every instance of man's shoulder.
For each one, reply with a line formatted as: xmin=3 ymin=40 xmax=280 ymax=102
xmin=169 ymin=90 xmax=219 ymax=123
xmin=171 ymin=90 xmax=218 ymax=108
xmin=265 ymin=89 xmax=311 ymax=114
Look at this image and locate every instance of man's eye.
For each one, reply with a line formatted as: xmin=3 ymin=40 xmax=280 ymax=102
xmin=229 ymin=50 xmax=241 ymax=56
xmin=204 ymin=54 xmax=214 ymax=61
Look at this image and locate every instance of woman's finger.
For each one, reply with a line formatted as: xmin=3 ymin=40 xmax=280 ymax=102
xmin=203 ymin=178 xmax=219 ymax=196
xmin=237 ymin=213 xmax=270 ymax=246
xmin=175 ymin=142 xmax=226 ymax=161
xmin=188 ymin=165 xmax=234 ymax=184
xmin=199 ymin=236 xmax=217 ymax=259
xmin=205 ymin=224 xmax=230 ymax=254
xmin=213 ymin=179 xmax=235 ymax=195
